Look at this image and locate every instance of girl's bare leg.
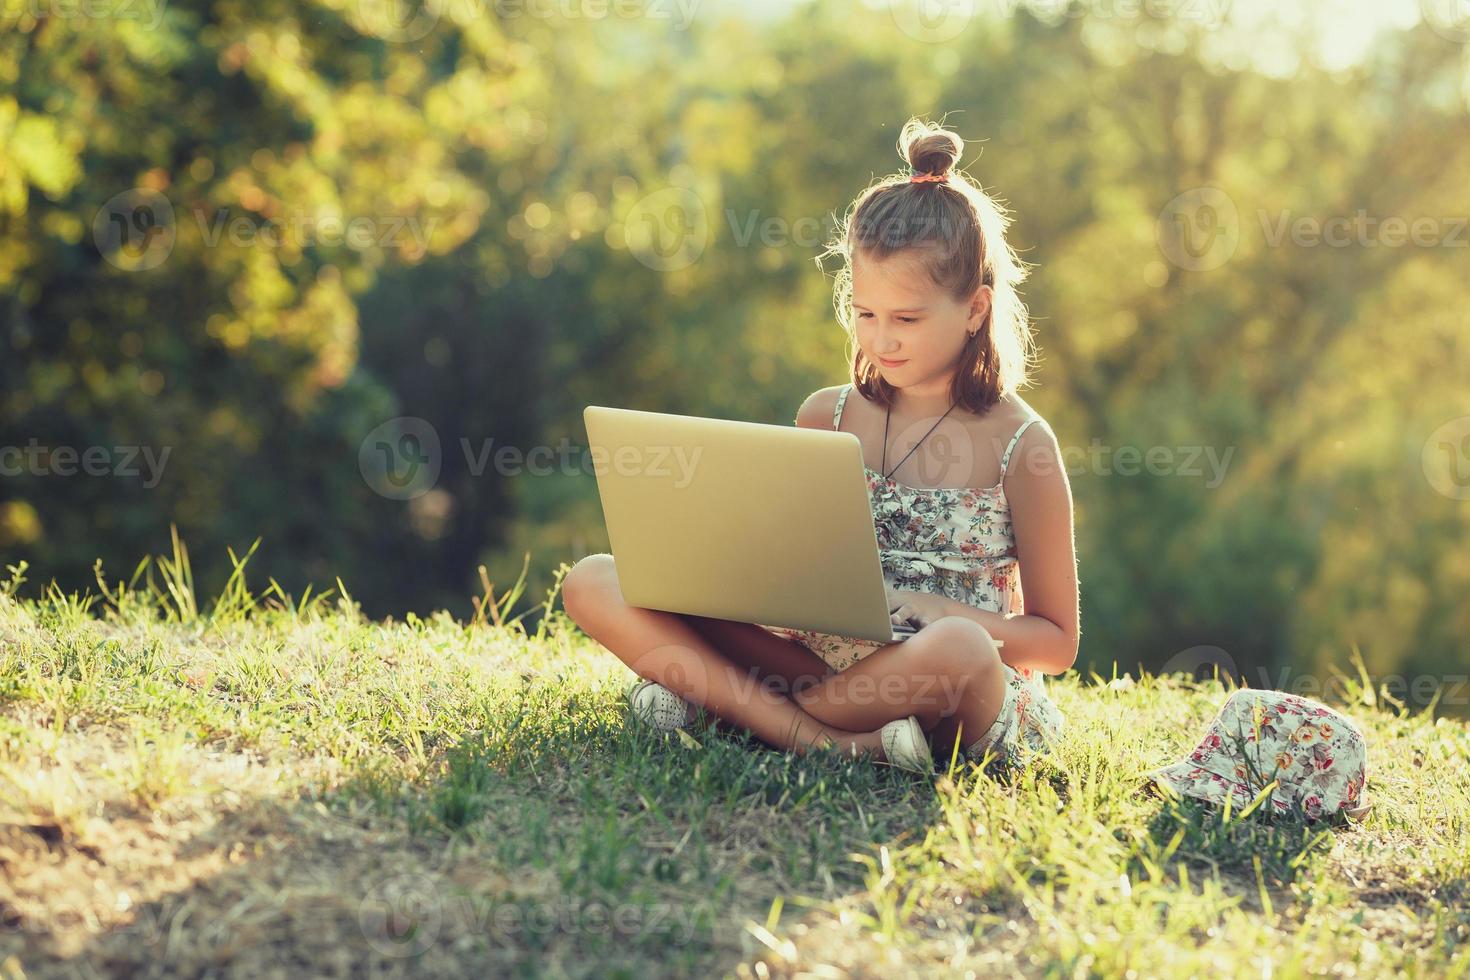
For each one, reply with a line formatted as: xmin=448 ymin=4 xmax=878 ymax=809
xmin=676 ymin=613 xmax=836 ymax=739
xmin=678 ymin=613 xmax=832 ymax=693
xmin=561 ymin=554 xmax=884 ymax=759
xmin=784 ymin=617 xmax=1010 ymax=765
xmin=662 ymin=602 xmax=1008 ymax=763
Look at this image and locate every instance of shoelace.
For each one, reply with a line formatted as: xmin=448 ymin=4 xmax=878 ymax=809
xmin=636 ymin=683 xmax=692 ymax=729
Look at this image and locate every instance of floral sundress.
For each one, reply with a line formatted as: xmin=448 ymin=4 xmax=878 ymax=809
xmin=756 ymin=384 xmax=1067 ymax=768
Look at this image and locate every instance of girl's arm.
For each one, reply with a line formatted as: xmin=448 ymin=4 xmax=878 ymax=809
xmin=937 ymin=419 xmax=1080 ymax=676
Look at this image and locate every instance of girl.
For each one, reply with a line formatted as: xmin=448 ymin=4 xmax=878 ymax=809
xmin=563 ymin=117 xmax=1078 ymax=774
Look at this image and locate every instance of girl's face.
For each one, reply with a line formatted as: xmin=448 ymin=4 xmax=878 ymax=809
xmin=851 ymin=250 xmax=991 ymax=393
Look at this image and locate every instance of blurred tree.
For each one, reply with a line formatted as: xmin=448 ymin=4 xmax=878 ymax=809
xmin=1 ymin=1 xmax=1466 ymax=713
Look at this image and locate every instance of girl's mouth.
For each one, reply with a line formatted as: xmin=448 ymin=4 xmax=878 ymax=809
xmin=878 ymin=356 xmax=908 ymax=368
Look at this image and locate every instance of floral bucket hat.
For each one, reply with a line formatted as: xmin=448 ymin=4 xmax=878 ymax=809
xmin=1142 ymin=688 xmax=1372 ymax=823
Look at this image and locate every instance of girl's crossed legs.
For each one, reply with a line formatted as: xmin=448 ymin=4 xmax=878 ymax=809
xmin=561 ymin=554 xmax=1009 ymax=764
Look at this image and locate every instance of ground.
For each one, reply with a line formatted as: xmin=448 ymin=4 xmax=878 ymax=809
xmin=0 ymin=559 xmax=1466 ymax=978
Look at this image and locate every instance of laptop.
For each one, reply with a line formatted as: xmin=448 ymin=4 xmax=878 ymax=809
xmin=583 ymin=404 xmax=921 ymax=644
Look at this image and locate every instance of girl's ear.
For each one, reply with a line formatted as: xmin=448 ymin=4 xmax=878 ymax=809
xmin=968 ymin=284 xmax=993 ymax=332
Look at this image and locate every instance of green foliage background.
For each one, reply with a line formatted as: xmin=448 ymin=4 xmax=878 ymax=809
xmin=2 ymin=1 xmax=1467 ymax=711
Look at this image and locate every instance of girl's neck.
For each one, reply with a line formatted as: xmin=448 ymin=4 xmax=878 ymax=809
xmin=890 ymin=376 xmax=958 ymax=418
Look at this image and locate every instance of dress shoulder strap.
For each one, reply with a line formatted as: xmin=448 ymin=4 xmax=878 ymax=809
xmin=1001 ymin=417 xmax=1043 ymax=475
xmin=832 ymin=384 xmax=852 ymax=429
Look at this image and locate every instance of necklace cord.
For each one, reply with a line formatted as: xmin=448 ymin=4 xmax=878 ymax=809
xmin=882 ymin=398 xmax=959 ymax=481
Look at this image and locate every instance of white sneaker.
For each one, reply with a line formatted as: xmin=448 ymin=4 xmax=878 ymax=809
xmin=626 ymin=678 xmax=697 ymax=731
xmin=879 ymin=716 xmax=934 ymax=774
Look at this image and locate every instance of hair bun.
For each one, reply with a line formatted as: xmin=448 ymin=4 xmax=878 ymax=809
xmin=901 ymin=119 xmax=963 ymax=178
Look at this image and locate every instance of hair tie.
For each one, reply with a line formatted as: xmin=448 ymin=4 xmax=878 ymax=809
xmin=909 ymin=172 xmax=949 ymax=184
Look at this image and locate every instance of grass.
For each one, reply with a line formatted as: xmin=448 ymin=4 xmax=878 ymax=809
xmin=0 ymin=540 xmax=1467 ymax=978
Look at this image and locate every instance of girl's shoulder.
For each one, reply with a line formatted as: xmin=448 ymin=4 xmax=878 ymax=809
xmin=990 ymin=392 xmax=1055 ymax=434
xmin=953 ymin=393 xmax=1056 ymax=480
xmin=955 ymin=392 xmax=1045 ymax=440
xmin=794 ymin=385 xmax=849 ymax=430
xmin=990 ymin=396 xmax=1062 ymax=483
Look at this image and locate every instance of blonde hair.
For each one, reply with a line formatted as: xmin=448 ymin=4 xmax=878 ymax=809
xmin=817 ymin=116 xmax=1038 ymax=413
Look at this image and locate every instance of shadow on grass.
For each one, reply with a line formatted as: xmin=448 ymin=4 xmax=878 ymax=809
xmin=17 ymin=679 xmax=1427 ymax=977
xmin=1129 ymin=787 xmax=1343 ymax=906
xmin=2 ymin=687 xmax=962 ymax=977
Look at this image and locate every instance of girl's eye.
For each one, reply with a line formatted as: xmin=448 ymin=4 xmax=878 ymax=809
xmin=855 ymin=312 xmax=918 ymax=323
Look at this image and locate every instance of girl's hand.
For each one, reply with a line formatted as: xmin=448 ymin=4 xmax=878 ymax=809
xmin=886 ymin=587 xmax=951 ymax=629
